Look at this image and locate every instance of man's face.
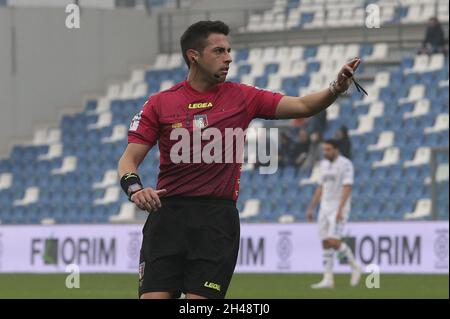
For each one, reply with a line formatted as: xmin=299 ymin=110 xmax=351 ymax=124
xmin=196 ymin=33 xmax=232 ymax=83
xmin=322 ymin=143 xmax=338 ymax=161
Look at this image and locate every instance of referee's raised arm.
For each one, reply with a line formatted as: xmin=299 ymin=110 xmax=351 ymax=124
xmin=118 ymin=143 xmax=167 ymax=213
xmin=274 ymin=58 xmax=361 ymax=119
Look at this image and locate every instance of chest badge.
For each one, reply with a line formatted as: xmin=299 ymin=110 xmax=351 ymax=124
xmin=193 ymin=114 xmax=208 ymax=129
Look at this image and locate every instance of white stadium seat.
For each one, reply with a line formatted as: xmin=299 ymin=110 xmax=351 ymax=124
xmin=88 ymin=112 xmax=112 ymax=129
xmin=94 ymin=186 xmax=120 ymax=205
xmin=106 ymin=84 xmax=121 ymax=99
xmin=366 ymin=43 xmax=388 ymax=61
xmin=129 ymin=69 xmax=145 ymax=85
xmin=14 ymin=187 xmax=40 ymax=206
xmin=262 ymin=47 xmax=277 ymax=63
xmin=153 ymin=54 xmax=170 ymax=70
xmin=368 ymin=131 xmax=395 ymax=151
xmin=168 ymin=54 xmax=183 ymax=68
xmin=326 ymin=104 xmax=340 ymax=121
xmin=373 ymin=147 xmax=400 ymax=167
xmin=32 ymin=128 xmax=61 ymax=146
xmin=429 ymin=54 xmax=445 ymax=71
xmin=51 ymin=156 xmax=77 ymax=174
xmin=399 ymin=84 xmax=425 ymax=103
xmin=373 ymin=72 xmax=390 ymax=88
xmin=102 ymin=125 xmax=127 ymax=143
xmin=350 ymin=115 xmax=374 ymax=135
xmin=133 ymin=82 xmax=147 ymax=98
xmin=436 ymin=164 xmax=449 ymax=183
xmin=404 ymin=99 xmax=430 ymax=118
xmin=404 ymin=147 xmax=431 ymax=167
xmin=241 ymin=75 xmax=255 ymax=86
xmin=408 ymin=54 xmax=429 ymax=73
xmin=39 ymin=143 xmax=63 ymax=160
xmin=93 ymin=170 xmax=118 ymax=189
xmin=240 ymin=199 xmax=260 ymax=219
xmin=267 ymin=74 xmax=282 ymax=91
xmin=90 ymin=97 xmax=111 ymax=114
xmin=0 ymin=173 xmax=13 ymax=190
xmin=300 ymin=163 xmax=321 ymax=185
xmin=367 ymin=101 xmax=385 ymax=118
xmin=109 ymin=202 xmax=137 ymax=223
xmin=404 ymin=199 xmax=431 ymax=220
xmin=425 ymin=114 xmax=449 ymax=134
xmin=278 ymin=214 xmax=295 ymax=223
xmin=160 ymin=80 xmax=174 ymax=91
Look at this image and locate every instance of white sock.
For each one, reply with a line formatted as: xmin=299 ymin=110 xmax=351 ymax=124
xmin=338 ymin=242 xmax=358 ymax=270
xmin=323 ymin=248 xmax=334 ymax=280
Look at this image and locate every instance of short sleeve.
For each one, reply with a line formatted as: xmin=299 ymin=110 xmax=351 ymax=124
xmin=239 ymin=84 xmax=284 ymax=120
xmin=128 ymin=96 xmax=159 ymax=147
xmin=342 ymin=161 xmax=354 ymax=186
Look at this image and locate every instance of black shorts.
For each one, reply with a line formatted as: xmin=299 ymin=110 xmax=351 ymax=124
xmin=138 ymin=196 xmax=240 ymax=299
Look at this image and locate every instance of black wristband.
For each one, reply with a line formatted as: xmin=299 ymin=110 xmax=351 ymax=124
xmin=120 ymin=173 xmax=143 ymax=201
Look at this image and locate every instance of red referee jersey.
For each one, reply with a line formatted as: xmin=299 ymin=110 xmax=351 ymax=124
xmin=128 ymin=80 xmax=283 ymax=201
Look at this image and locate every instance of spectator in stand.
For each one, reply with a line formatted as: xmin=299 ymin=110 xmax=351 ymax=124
xmin=419 ymin=17 xmax=447 ymax=55
xmin=334 ymin=126 xmax=352 ymax=159
xmin=293 ymin=129 xmax=311 ymax=167
xmin=302 ymin=132 xmax=322 ymax=170
xmin=308 ymin=109 xmax=327 ymax=137
xmin=278 ymin=131 xmax=296 ymax=167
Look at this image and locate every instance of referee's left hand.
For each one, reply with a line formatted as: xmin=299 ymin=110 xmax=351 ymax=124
xmin=334 ymin=57 xmax=361 ymax=94
xmin=131 ymin=187 xmax=167 ymax=213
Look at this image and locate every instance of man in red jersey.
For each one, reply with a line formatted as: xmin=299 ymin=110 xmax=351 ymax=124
xmin=118 ymin=20 xmax=360 ymax=299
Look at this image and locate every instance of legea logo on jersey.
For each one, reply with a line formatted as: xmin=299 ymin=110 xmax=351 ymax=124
xmin=188 ymin=102 xmax=213 ymax=109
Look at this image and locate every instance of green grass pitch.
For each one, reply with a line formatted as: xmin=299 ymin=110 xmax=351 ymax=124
xmin=0 ymin=274 xmax=447 ymax=299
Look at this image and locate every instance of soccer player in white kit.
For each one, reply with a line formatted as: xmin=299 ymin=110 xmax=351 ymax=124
xmin=306 ymin=139 xmax=361 ymax=288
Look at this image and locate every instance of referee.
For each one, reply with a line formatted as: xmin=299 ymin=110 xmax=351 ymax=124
xmin=118 ymin=20 xmax=361 ymax=299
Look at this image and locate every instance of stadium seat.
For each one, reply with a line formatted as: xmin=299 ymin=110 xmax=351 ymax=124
xmin=404 ymin=99 xmax=430 ymax=118
xmin=368 ymin=131 xmax=395 ymax=151
xmin=0 ymin=173 xmax=12 ymax=190
xmin=109 ymin=202 xmax=138 ymax=223
xmin=404 ymin=147 xmax=431 ymax=167
xmin=404 ymin=199 xmax=432 ymax=220
xmin=373 ymin=147 xmax=400 ymax=167
xmin=51 ymin=156 xmax=77 ymax=174
xmin=13 ymin=187 xmax=40 ymax=206
xmin=425 ymin=114 xmax=449 ymax=134
xmin=1 ymin=15 xmax=449 ymax=225
xmin=240 ymin=199 xmax=261 ymax=219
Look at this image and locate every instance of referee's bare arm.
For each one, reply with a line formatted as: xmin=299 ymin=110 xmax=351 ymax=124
xmin=118 ymin=143 xmax=167 ymax=213
xmin=275 ymin=58 xmax=361 ymax=119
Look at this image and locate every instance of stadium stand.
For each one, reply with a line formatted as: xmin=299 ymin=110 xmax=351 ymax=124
xmin=3 ymin=0 xmax=192 ymax=9
xmin=0 ymin=1 xmax=448 ymax=225
xmin=240 ymin=0 xmax=449 ymax=32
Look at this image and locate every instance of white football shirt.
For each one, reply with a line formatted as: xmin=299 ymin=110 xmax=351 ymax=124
xmin=318 ymin=155 xmax=354 ymax=213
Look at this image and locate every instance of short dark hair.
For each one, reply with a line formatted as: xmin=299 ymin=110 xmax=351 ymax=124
xmin=323 ymin=139 xmax=340 ymax=150
xmin=180 ymin=20 xmax=230 ymax=68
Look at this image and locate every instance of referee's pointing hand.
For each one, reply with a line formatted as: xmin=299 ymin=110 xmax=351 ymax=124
xmin=334 ymin=57 xmax=361 ymax=94
xmin=131 ymin=188 xmax=167 ymax=213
